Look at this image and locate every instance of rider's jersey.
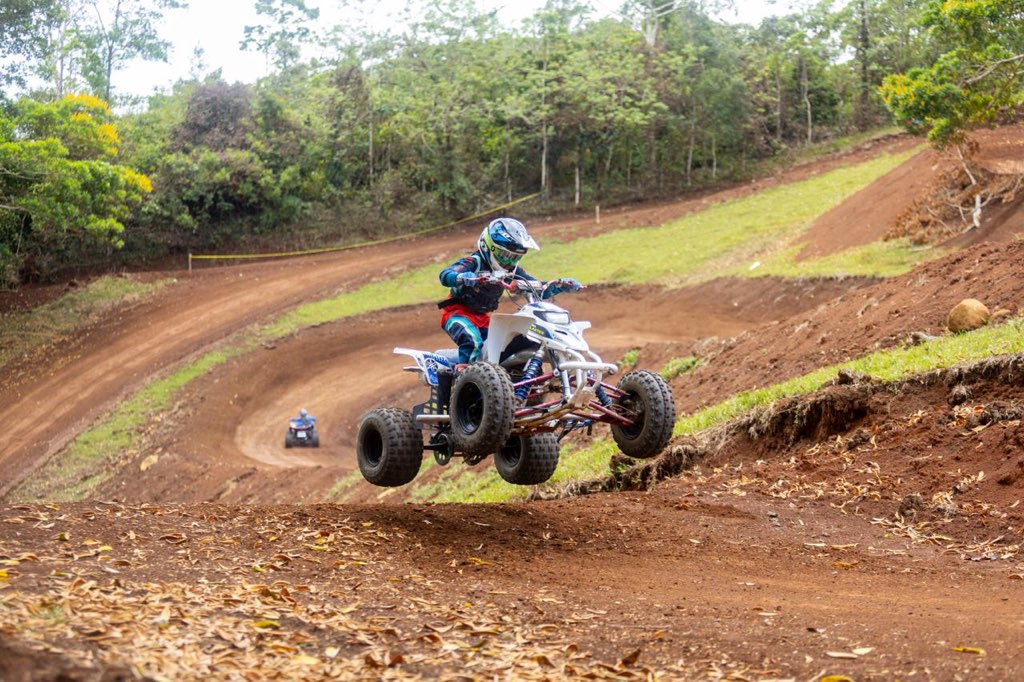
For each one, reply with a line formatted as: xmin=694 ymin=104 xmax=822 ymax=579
xmin=437 ymin=250 xmax=536 ymax=328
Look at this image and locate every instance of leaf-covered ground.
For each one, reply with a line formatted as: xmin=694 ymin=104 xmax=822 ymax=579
xmin=4 ymin=450 xmax=1024 ymax=681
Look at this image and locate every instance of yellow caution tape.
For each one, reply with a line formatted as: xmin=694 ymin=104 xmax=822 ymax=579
xmin=189 ymin=192 xmax=542 ymax=261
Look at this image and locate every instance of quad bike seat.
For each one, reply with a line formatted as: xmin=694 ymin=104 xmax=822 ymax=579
xmin=430 ymin=349 xmax=461 ymax=367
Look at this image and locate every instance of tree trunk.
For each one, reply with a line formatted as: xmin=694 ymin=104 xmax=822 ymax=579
xmin=574 ymin=136 xmax=582 ymax=207
xmin=541 ymin=124 xmax=549 ymax=196
xmin=711 ymin=133 xmax=717 ymax=180
xmin=802 ymin=58 xmax=812 ymax=145
xmin=574 ymin=162 xmax=580 ymax=207
xmin=857 ymin=0 xmax=871 ymax=128
xmin=775 ymin=63 xmax=784 ymax=143
xmin=540 ymin=46 xmax=549 ymax=196
xmin=368 ymin=113 xmax=375 ymax=191
xmin=104 ymin=42 xmax=114 ymax=102
xmin=505 ymin=142 xmax=511 ymax=202
xmin=686 ymin=120 xmax=695 ymax=187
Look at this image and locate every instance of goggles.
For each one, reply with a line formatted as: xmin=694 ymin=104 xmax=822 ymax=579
xmin=491 ymin=244 xmax=523 ymax=267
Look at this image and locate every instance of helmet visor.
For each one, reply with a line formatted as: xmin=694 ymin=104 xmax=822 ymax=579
xmin=491 ymin=244 xmax=523 ymax=267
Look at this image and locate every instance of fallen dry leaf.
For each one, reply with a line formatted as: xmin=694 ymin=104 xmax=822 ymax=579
xmin=952 ymin=646 xmax=986 ymax=655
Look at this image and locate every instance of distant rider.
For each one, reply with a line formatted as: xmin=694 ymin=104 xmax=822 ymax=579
xmin=438 ymin=217 xmax=581 ymax=364
xmin=294 ymin=408 xmax=316 ymax=428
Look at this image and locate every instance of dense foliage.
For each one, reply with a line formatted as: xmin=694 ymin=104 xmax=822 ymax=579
xmin=0 ymin=94 xmax=152 ymax=286
xmin=3 ymin=0 xmax=1016 ymax=285
xmin=881 ymin=0 xmax=1024 ymax=146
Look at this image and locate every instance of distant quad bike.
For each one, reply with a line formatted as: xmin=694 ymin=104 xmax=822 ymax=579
xmin=285 ymin=419 xmax=320 ymax=448
xmin=356 ymin=275 xmax=675 ymax=487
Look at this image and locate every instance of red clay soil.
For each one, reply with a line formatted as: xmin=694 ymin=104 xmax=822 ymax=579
xmin=6 ymin=132 xmax=1024 ymax=680
xmin=666 ymin=240 xmax=1024 ymax=417
xmin=799 ymin=127 xmax=1024 ymax=259
xmin=796 ymin=148 xmax=937 ymax=259
xmin=887 ymin=126 xmax=1024 ymax=247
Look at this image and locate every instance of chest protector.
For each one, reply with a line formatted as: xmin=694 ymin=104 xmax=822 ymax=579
xmin=437 ymin=281 xmax=504 ymax=313
xmin=437 ymin=253 xmax=510 ymax=314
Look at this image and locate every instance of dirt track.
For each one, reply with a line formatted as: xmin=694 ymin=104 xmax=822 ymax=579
xmin=0 ymin=135 xmax=917 ymax=501
xmin=4 ymin=132 xmax=1024 ymax=680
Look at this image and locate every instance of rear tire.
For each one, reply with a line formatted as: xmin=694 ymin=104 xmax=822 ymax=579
xmin=357 ymin=408 xmax=423 ymax=486
xmin=311 ymin=431 xmax=320 ymax=448
xmin=449 ymin=363 xmax=515 ymax=460
xmin=285 ymin=431 xmax=295 ymax=448
xmin=611 ymin=370 xmax=675 ymax=459
xmin=495 ymin=432 xmax=559 ymax=485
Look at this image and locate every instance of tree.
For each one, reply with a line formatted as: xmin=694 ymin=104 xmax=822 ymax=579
xmin=241 ymin=0 xmax=321 ymax=71
xmin=0 ymin=1 xmax=59 ymax=91
xmin=81 ymin=0 xmax=187 ymax=103
xmin=880 ymin=0 xmax=1024 ymax=147
xmin=0 ymin=94 xmax=152 ymax=285
xmin=32 ymin=0 xmax=94 ymax=99
xmin=830 ymin=0 xmax=932 ymax=129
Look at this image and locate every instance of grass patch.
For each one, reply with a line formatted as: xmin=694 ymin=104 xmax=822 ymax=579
xmin=260 ymin=266 xmax=444 ymax=340
xmin=735 ymin=238 xmax=941 ymax=279
xmin=620 ymin=348 xmax=641 ymax=370
xmin=526 ymin=148 xmax=921 ymax=286
xmin=674 ymin=317 xmax=1024 ymax=437
xmin=660 ymin=356 xmax=703 ymax=381
xmin=0 ymin=276 xmax=170 ymax=370
xmin=409 ymin=439 xmax=618 ymax=504
xmin=263 ymin=148 xmax=922 ymax=343
xmin=326 ymin=470 xmax=366 ymax=502
xmin=12 ymin=345 xmax=247 ymax=502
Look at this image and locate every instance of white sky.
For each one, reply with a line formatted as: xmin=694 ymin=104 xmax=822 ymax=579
xmin=118 ymin=0 xmax=793 ymax=100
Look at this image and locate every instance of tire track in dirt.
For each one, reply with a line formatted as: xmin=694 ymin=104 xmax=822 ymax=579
xmin=0 ymin=233 xmax=477 ymax=498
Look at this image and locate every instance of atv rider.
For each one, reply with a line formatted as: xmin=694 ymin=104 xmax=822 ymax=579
xmin=294 ymin=408 xmax=316 ymax=428
xmin=438 ymin=217 xmax=581 ymax=364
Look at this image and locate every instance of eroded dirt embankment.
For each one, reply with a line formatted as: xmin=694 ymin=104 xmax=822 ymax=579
xmin=664 ymin=239 xmax=1024 ymax=416
xmin=577 ymin=355 xmax=1024 ymax=551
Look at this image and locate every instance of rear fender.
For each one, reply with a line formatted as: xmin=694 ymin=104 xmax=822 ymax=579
xmin=394 ymin=347 xmax=454 ymax=386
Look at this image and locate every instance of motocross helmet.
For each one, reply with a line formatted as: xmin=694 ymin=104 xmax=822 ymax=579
xmin=299 ymin=408 xmax=308 ymax=418
xmin=478 ymin=218 xmax=539 ymax=271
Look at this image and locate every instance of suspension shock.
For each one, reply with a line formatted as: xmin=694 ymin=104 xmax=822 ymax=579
xmin=515 ymin=351 xmax=545 ymax=401
xmin=595 ymin=383 xmax=612 ymax=406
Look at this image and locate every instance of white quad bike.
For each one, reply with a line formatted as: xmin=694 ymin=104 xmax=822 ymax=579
xmin=356 ymin=274 xmax=675 ymax=487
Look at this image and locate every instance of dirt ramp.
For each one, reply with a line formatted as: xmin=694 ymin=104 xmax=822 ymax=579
xmin=889 ymin=127 xmax=1024 ymax=246
xmin=797 ymin=148 xmax=935 ymax=260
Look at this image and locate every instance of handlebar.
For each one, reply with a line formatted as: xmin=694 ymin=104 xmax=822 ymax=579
xmin=465 ymin=274 xmax=586 ymax=293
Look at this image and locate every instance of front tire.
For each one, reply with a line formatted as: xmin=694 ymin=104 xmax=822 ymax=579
xmin=357 ymin=408 xmax=423 ymax=486
xmin=449 ymin=363 xmax=515 ymax=460
xmin=611 ymin=370 xmax=675 ymax=459
xmin=495 ymin=433 xmax=560 ymax=485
